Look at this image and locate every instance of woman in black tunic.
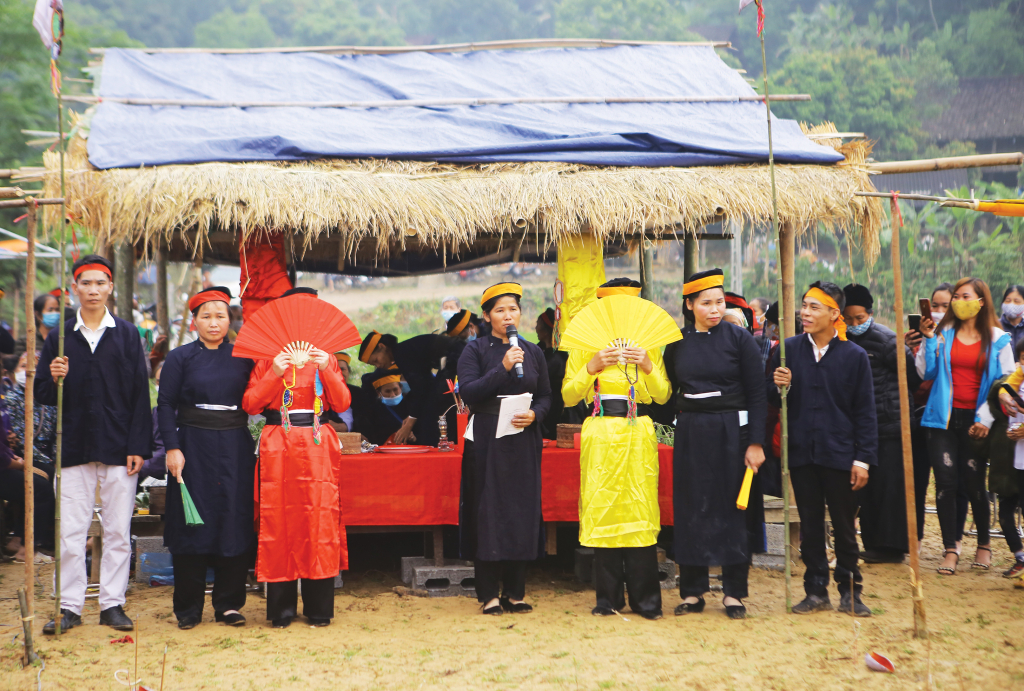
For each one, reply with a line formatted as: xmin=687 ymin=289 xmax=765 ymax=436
xmin=665 ymin=269 xmax=767 ymax=619
xmin=159 ymin=287 xmax=256 ymax=629
xmin=457 ymin=282 xmax=551 ymax=615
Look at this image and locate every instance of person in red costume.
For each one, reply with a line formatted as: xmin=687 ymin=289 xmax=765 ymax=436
xmin=241 ymin=288 xmax=352 ymax=628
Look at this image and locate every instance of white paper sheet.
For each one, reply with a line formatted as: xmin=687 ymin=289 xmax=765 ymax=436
xmin=495 ymin=393 xmax=534 ymax=438
xmin=464 ymin=415 xmax=475 ymax=442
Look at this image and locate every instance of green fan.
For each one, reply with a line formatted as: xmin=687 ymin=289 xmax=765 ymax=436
xmin=178 ymin=478 xmax=204 ymax=526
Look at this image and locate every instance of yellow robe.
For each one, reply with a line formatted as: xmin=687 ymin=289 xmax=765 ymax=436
xmin=562 ymin=348 xmax=672 ymax=548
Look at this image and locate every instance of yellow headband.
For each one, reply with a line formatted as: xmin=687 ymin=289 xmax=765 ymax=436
xmin=481 ymin=282 xmax=522 ymax=307
xmin=596 ymin=286 xmax=641 ymax=298
xmin=448 ymin=310 xmax=472 ymax=336
xmin=804 ymin=287 xmax=847 ymax=341
xmin=359 ymin=331 xmax=382 ymax=363
xmin=372 ymin=374 xmax=402 ymax=390
xmin=335 ymin=352 xmax=351 ymax=365
xmin=683 ymin=274 xmax=724 ymax=296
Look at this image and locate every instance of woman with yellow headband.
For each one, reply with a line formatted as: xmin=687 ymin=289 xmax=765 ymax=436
xmin=457 ymin=282 xmax=551 ymax=616
xmin=667 ymin=268 xmax=767 ymax=620
xmin=562 ymin=278 xmax=672 ymax=620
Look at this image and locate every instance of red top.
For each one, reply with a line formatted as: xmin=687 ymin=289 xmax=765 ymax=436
xmin=950 ymin=337 xmax=983 ymax=409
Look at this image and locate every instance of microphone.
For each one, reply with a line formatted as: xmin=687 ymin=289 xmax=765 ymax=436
xmin=506 ymin=325 xmax=524 ymax=378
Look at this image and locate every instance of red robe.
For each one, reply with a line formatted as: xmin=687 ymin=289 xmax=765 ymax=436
xmin=243 ymin=358 xmax=352 ymax=582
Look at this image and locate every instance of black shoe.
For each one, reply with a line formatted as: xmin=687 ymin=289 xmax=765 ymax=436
xmin=674 ymin=597 xmax=705 ymax=615
xmin=791 ymin=595 xmax=832 ymax=615
xmin=307 ymin=617 xmax=331 ymax=627
xmin=725 ymin=604 xmax=747 ymax=620
xmin=860 ymin=550 xmax=906 ymax=564
xmin=43 ymin=608 xmax=82 ymax=635
xmin=99 ymin=605 xmax=135 ymax=631
xmin=638 ymin=610 xmax=663 ymax=621
xmin=499 ymin=597 xmax=533 ymax=613
xmin=591 ymin=606 xmax=616 ymax=616
xmin=215 ymin=612 xmax=246 ymax=627
xmin=272 ymin=617 xmax=293 ymax=629
xmin=177 ymin=616 xmax=201 ymax=630
xmin=482 ymin=604 xmax=503 ymax=615
xmin=1002 ymin=558 xmax=1024 ymax=579
xmin=838 ymin=592 xmax=872 ymax=617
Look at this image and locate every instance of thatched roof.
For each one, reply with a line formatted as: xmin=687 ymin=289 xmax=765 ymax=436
xmin=40 ymin=125 xmax=883 ymax=274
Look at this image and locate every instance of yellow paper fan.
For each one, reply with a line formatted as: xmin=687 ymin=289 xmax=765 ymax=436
xmin=559 ymin=295 xmax=682 ymax=352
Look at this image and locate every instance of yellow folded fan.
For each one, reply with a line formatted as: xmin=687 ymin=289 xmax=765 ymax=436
xmin=559 ymin=294 xmax=682 ymax=352
xmin=736 ymin=467 xmax=754 ymax=510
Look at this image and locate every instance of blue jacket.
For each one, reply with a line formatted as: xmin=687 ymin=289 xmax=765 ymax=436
xmin=917 ymin=326 xmax=1014 ymax=429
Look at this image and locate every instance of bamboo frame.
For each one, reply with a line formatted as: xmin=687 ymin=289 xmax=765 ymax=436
xmin=62 ymin=93 xmax=812 ymax=108
xmin=868 ymin=152 xmax=1023 ymax=174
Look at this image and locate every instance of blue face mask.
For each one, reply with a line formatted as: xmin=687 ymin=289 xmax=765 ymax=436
xmin=441 ymin=309 xmax=458 ymax=323
xmin=382 ymin=393 xmax=403 ymax=407
xmin=41 ymin=313 xmax=61 ymax=328
xmin=846 ymin=316 xmax=873 ymax=337
xmin=466 ymin=333 xmax=477 ymax=342
xmin=399 ymin=381 xmax=411 ymax=395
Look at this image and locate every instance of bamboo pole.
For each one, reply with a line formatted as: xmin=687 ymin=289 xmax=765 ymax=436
xmin=54 ymin=88 xmax=68 ymax=637
xmin=0 ymin=187 xmax=25 ymax=198
xmin=155 ymin=239 xmax=169 ymax=338
xmin=176 ymin=243 xmax=204 ymax=348
xmin=754 ymin=0 xmax=793 ymax=612
xmin=89 ymin=37 xmax=733 ymax=56
xmin=18 ymin=588 xmax=37 ymax=666
xmin=868 ymin=152 xmax=1023 ymax=174
xmin=12 ymin=281 xmax=18 ymax=341
xmin=61 ymin=93 xmax=812 ymax=109
xmin=890 ymin=198 xmax=928 ymax=638
xmin=0 ymin=198 xmax=64 ymax=209
xmin=23 ymin=202 xmax=37 ymax=623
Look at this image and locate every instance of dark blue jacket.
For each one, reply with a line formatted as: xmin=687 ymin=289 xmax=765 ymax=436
xmin=35 ymin=315 xmax=152 ymax=468
xmin=767 ymin=333 xmax=878 ymax=470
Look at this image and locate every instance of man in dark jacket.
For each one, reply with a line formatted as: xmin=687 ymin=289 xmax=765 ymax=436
xmin=36 ymin=255 xmax=152 ymax=634
xmin=770 ymin=281 xmax=877 ymax=616
xmin=843 ymin=284 xmax=921 ymax=563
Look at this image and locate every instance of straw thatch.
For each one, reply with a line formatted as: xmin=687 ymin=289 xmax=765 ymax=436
xmin=41 ymin=122 xmax=884 ymax=266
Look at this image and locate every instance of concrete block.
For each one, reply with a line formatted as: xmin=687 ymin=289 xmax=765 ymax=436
xmin=657 ymin=559 xmax=678 ymax=589
xmin=752 ymin=553 xmax=785 ymax=571
xmin=410 ymin=562 xmax=476 ymax=598
xmin=334 ymin=573 xmax=344 ymax=589
xmin=764 ymin=523 xmax=786 ymax=555
xmin=575 ymin=548 xmax=594 ymax=583
xmin=134 ymin=536 xmax=169 ymax=584
xmin=401 ymin=556 xmax=433 ymax=585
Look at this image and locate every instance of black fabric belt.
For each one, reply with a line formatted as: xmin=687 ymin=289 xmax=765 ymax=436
xmin=176 ymin=405 xmax=248 ymax=430
xmin=262 ymin=409 xmax=324 ymax=428
xmin=597 ymin=399 xmax=650 ymax=418
xmin=675 ymin=390 xmax=747 ymax=414
xmin=470 ymin=399 xmax=503 ymax=416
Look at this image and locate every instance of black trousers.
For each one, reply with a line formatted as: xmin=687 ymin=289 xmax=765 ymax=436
xmin=0 ymin=468 xmax=55 ymax=549
xmin=679 ymin=562 xmax=749 ymax=600
xmin=791 ymin=464 xmax=862 ymax=597
xmin=594 ymin=546 xmax=662 ymax=615
xmin=998 ymin=493 xmax=1023 ymax=554
xmin=171 ymin=553 xmax=250 ymax=622
xmin=266 ymin=577 xmax=335 ymax=621
xmin=927 ymin=408 xmax=990 ymax=549
xmin=913 ymin=415 xmax=969 ymax=541
xmin=474 ymin=560 xmax=527 ymax=603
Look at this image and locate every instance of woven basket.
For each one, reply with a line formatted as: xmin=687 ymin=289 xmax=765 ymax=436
xmin=556 ymin=423 xmax=582 ymax=449
xmin=148 ymin=486 xmax=167 ymax=515
xmin=337 ymin=432 xmax=363 ymax=454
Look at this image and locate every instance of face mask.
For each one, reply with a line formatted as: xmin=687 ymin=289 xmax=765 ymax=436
xmin=931 ymin=312 xmax=945 ymax=323
xmin=41 ymin=313 xmax=61 ymax=328
xmin=382 ymin=393 xmax=403 ymax=407
xmin=399 ymin=381 xmax=411 ymax=395
xmin=951 ymin=299 xmax=982 ymax=320
xmin=1003 ymin=303 xmax=1024 ymax=320
xmin=15 ymin=371 xmax=26 ymax=386
xmin=466 ymin=333 xmax=477 ymax=342
xmin=441 ymin=309 xmax=458 ymax=323
xmin=846 ymin=317 xmax=873 ymax=337
xmin=763 ymin=324 xmax=778 ymax=341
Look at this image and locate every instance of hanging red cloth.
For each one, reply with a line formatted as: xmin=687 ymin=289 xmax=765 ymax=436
xmin=243 ymin=358 xmax=352 ymax=581
xmin=239 ymin=232 xmax=293 ymax=321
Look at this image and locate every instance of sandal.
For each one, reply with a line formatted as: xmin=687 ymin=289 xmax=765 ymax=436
xmin=972 ymin=546 xmax=992 ymax=570
xmin=937 ymin=549 xmax=959 ymax=575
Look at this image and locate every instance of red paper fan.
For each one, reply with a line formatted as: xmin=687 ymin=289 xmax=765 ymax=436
xmin=232 ymin=294 xmax=361 ymax=361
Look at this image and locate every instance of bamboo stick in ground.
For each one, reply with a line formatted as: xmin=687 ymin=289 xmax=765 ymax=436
xmin=23 ymin=201 xmax=37 ymax=620
xmin=54 ymin=90 xmax=68 ymax=637
xmin=18 ymin=588 xmax=38 ymax=666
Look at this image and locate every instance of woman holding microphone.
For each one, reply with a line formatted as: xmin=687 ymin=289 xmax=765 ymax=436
xmin=457 ymin=282 xmax=551 ymax=615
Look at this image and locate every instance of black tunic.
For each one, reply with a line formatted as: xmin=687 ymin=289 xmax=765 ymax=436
xmin=457 ymin=334 xmax=551 ymax=562
xmin=157 ymin=340 xmax=256 ymax=557
xmin=540 ymin=346 xmax=568 ymax=440
xmin=666 ymin=322 xmax=768 ymax=566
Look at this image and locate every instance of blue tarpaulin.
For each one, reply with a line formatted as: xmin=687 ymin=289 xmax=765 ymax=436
xmin=88 ymin=45 xmax=843 ymax=170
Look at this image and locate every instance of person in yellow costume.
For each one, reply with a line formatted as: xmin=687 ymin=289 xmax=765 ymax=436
xmin=562 ymin=278 xmax=672 ymax=619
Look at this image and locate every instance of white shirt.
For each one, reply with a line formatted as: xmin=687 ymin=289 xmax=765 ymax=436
xmin=806 ymin=330 xmax=838 ymax=363
xmin=74 ymin=307 xmax=116 ymax=353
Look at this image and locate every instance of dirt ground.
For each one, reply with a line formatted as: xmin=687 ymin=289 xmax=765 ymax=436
xmin=2 ymin=510 xmax=1024 ymax=691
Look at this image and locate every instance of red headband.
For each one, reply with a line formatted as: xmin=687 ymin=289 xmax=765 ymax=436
xmin=189 ymin=291 xmax=230 ymax=313
xmin=541 ymin=312 xmax=555 ymax=328
xmin=725 ymin=295 xmax=751 ymax=311
xmin=73 ymin=263 xmax=112 ymax=280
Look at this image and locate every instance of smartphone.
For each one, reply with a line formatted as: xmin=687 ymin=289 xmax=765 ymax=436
xmin=919 ymin=298 xmax=932 ymax=317
xmin=908 ymin=314 xmax=921 ymax=332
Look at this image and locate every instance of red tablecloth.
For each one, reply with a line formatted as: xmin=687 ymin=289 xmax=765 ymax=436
xmin=339 ymin=443 xmax=676 ymax=527
xmin=540 ymin=444 xmax=675 ymax=525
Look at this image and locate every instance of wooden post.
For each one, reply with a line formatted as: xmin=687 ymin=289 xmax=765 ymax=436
xmin=779 ymin=223 xmax=796 ymax=334
xmin=114 ymin=242 xmax=135 ymax=321
xmin=176 ymin=240 xmax=204 ymax=348
xmin=639 ymin=235 xmax=654 ymax=300
xmin=155 ymin=239 xmax=170 ymax=338
xmin=890 ymin=199 xmax=928 ymax=638
xmin=23 ymin=202 xmax=37 ymax=621
xmin=684 ymin=235 xmax=699 ymax=279
xmin=12 ymin=280 xmax=19 ymax=341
